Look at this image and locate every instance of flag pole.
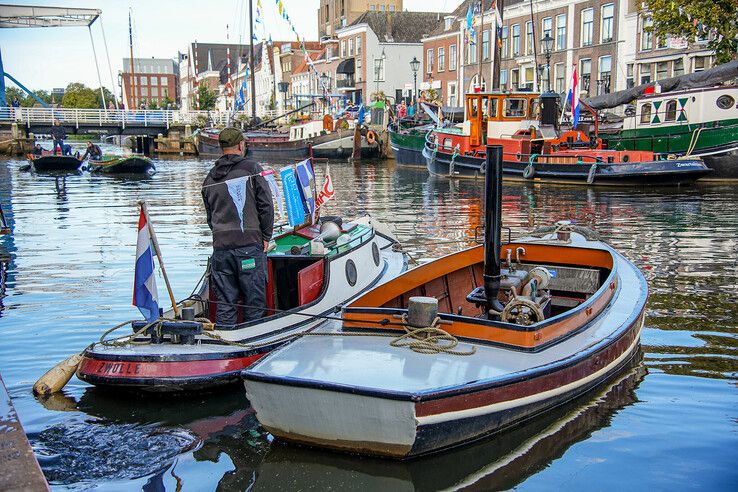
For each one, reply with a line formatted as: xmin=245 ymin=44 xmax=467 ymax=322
xmin=138 ymin=200 xmax=179 ymax=318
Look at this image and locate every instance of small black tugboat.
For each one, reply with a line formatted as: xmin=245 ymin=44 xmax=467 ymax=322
xmin=198 ymin=128 xmax=310 ymax=161
xmin=26 ymin=153 xmax=82 ymax=172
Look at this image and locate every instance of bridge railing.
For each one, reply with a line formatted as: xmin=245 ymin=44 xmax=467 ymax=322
xmin=0 ymin=107 xmax=234 ymax=129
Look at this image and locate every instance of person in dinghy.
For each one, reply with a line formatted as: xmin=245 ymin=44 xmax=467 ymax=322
xmin=202 ymin=127 xmax=274 ymax=326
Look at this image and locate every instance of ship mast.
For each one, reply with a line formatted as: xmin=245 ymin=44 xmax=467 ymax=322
xmin=249 ymin=0 xmax=257 ymax=120
xmin=128 ymin=10 xmax=136 ymax=109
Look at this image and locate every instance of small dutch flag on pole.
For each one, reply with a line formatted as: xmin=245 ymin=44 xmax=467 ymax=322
xmin=133 ymin=204 xmax=159 ymax=322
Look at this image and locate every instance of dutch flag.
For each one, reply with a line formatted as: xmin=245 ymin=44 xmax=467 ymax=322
xmin=568 ymin=65 xmax=580 ymax=129
xmin=133 ymin=207 xmax=159 ymax=322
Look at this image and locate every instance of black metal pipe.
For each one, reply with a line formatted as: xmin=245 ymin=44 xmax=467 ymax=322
xmin=484 ymin=145 xmax=505 ymax=318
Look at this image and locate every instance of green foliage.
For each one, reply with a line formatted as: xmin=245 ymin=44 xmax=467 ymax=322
xmin=197 ymin=82 xmax=218 ymax=110
xmin=62 ymin=82 xmax=99 ymax=108
xmin=5 ymin=86 xmax=52 ymax=107
xmin=147 ymin=99 xmax=159 ymax=110
xmin=95 ymin=87 xmax=115 ymax=108
xmin=641 ymin=0 xmax=738 ymax=64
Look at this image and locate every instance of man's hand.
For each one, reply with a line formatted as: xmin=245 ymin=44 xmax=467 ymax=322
xmin=263 ymin=240 xmax=269 ymax=252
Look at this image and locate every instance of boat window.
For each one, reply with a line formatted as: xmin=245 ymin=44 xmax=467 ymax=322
xmin=469 ymin=97 xmax=480 ymax=119
xmin=716 ymin=94 xmax=735 ymax=110
xmin=504 ymin=98 xmax=527 ymax=118
xmin=487 ymin=98 xmax=498 ymax=118
xmin=530 ymin=100 xmax=540 ymax=119
xmin=443 ymin=138 xmax=453 ymax=149
xmin=664 ymin=99 xmax=677 ymax=121
xmin=640 ymin=103 xmax=652 ymax=124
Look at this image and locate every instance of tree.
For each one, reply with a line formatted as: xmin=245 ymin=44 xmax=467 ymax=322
xmin=5 ymin=86 xmax=25 ymax=106
xmin=642 ymin=0 xmax=738 ymax=64
xmin=62 ymin=82 xmax=98 ymax=108
xmin=197 ymin=82 xmax=217 ymax=110
xmin=95 ymin=87 xmax=115 ymax=108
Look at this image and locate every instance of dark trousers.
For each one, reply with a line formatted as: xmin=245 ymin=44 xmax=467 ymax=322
xmin=53 ymin=139 xmax=64 ymax=154
xmin=210 ymin=244 xmax=267 ymax=327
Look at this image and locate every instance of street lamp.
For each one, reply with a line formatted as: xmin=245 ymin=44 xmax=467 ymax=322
xmin=541 ymin=33 xmax=554 ymax=92
xmin=320 ymin=72 xmax=330 ymax=113
xmin=410 ymin=56 xmax=420 ymax=112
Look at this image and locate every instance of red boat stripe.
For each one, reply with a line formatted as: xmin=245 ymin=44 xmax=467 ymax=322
xmin=415 ymin=311 xmax=643 ymax=418
xmin=77 ymin=353 xmax=265 ymax=379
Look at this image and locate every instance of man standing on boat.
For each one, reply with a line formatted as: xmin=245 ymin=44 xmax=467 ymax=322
xmin=50 ymin=119 xmax=67 ymax=155
xmin=202 ymin=127 xmax=274 ymax=327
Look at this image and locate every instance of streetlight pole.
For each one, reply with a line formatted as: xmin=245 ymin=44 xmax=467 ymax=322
xmin=410 ymin=56 xmax=420 ymax=113
xmin=541 ymin=33 xmax=553 ymax=92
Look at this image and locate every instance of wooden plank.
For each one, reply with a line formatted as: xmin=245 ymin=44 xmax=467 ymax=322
xmin=0 ymin=375 xmax=49 ymax=491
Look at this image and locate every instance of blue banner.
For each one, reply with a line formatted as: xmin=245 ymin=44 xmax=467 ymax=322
xmin=281 ymin=166 xmax=305 ymax=227
xmin=295 ymin=158 xmax=315 ymax=218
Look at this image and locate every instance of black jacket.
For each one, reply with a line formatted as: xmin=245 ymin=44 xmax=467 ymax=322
xmin=82 ymin=144 xmax=102 ymax=160
xmin=202 ymin=154 xmax=274 ymax=250
xmin=50 ymin=125 xmax=67 ymax=141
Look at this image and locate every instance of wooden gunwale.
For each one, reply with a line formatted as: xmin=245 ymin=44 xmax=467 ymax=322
xmin=343 ymin=243 xmax=617 ymax=350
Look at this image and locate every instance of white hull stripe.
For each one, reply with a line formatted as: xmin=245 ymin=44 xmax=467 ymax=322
xmin=416 ymin=320 xmax=643 ymax=426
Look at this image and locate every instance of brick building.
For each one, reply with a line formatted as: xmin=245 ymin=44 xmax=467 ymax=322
xmin=121 ymin=58 xmax=178 ymax=109
xmin=318 ymin=0 xmax=403 ymax=38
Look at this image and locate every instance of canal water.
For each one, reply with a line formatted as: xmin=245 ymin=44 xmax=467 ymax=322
xmin=1 ymin=146 xmax=736 ymax=490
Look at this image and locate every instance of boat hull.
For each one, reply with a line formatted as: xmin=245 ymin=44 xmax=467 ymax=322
xmin=88 ymin=156 xmax=155 ymax=175
xmin=424 ymin=144 xmax=711 ymax=185
xmin=311 ymin=132 xmax=379 ymax=160
xmin=76 ymin=229 xmax=406 ymax=392
xmin=28 ymin=155 xmax=82 ymax=172
xmin=388 ymin=127 xmax=427 ymax=166
xmin=198 ymin=131 xmax=310 ymax=161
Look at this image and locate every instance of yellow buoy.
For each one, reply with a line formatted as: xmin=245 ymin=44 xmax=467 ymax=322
xmin=32 ymin=353 xmax=83 ymax=397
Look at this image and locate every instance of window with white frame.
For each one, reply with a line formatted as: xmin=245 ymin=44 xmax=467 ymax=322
xmin=626 ymin=63 xmax=634 ymax=89
xmin=500 ymin=69 xmax=508 ymax=91
xmin=526 ymin=21 xmax=534 ymax=55
xmin=581 ymin=8 xmax=593 ymax=46
xmin=640 ymin=63 xmax=652 ymax=84
xmin=356 ymin=36 xmax=362 ymax=54
xmin=601 ymin=4 xmax=614 ymax=43
xmin=501 ymin=26 xmax=508 ymax=57
xmin=341 ymin=40 xmax=346 ymax=57
xmin=511 ymin=68 xmax=519 ymax=89
xmin=450 ymin=44 xmax=457 ymax=70
xmin=467 ymin=39 xmax=477 ymax=63
xmin=483 ymin=29 xmax=490 ymax=61
xmin=656 ymin=61 xmax=668 ymax=80
xmin=348 ymin=38 xmax=354 ymax=56
xmin=641 ymin=17 xmax=652 ymax=50
xmin=427 ymin=48 xmax=434 ymax=74
xmin=580 ymin=58 xmax=591 ymax=95
xmin=448 ymin=82 xmax=457 ymax=106
xmin=693 ymin=56 xmax=707 ymax=72
xmin=556 ymin=14 xmax=566 ymax=50
xmin=512 ymin=24 xmax=520 ymax=55
xmin=673 ymin=58 xmax=684 ymax=76
xmin=542 ymin=17 xmax=552 ymax=40
xmin=598 ymin=56 xmax=612 ymax=94
xmin=524 ymin=65 xmax=535 ymax=89
xmin=438 ymin=47 xmax=445 ymax=71
xmin=555 ymin=63 xmax=565 ymax=93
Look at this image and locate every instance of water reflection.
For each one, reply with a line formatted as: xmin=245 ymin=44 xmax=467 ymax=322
xmin=0 ymin=155 xmax=736 ymax=489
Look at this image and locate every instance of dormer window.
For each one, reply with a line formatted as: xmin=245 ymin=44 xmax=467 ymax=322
xmin=445 ymin=17 xmax=453 ymax=30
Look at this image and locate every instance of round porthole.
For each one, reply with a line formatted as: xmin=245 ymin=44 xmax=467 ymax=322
xmin=345 ymin=259 xmax=357 ymax=286
xmin=716 ymin=95 xmax=735 ymax=110
xmin=372 ymin=242 xmax=380 ymax=266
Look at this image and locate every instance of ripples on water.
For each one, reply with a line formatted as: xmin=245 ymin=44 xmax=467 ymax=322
xmin=0 ymin=147 xmax=736 ymax=489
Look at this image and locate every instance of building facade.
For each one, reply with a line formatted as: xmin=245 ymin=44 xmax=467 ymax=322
xmin=121 ymin=58 xmax=178 ymax=109
xmin=318 ymin=0 xmax=403 ymax=38
xmin=178 ymin=42 xmax=250 ymax=111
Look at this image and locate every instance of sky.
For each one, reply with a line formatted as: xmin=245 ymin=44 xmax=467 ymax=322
xmin=1 ymin=0 xmax=457 ymax=95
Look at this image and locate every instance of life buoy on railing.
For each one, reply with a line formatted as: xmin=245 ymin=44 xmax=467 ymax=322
xmin=366 ymin=130 xmax=377 ymax=145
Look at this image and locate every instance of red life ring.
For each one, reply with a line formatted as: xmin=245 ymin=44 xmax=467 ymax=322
xmin=366 ymin=130 xmax=377 ymax=145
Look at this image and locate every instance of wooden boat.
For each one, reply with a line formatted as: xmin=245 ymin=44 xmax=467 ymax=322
xmin=242 ymin=146 xmax=648 ymax=459
xmin=388 ymin=119 xmax=432 ymax=166
xmin=198 ymin=128 xmax=310 ymax=161
xmin=75 ymin=216 xmax=407 ymax=392
xmin=86 ymin=155 xmax=156 ymax=175
xmin=26 ymin=153 xmax=82 ymax=172
xmin=296 ymin=119 xmax=380 ymax=160
xmin=424 ymin=91 xmax=710 ymax=185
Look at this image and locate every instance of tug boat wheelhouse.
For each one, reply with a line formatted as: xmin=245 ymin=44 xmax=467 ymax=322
xmin=424 ymin=91 xmax=709 ymax=185
xmin=76 ymin=217 xmax=406 ymax=392
xmin=243 ymin=147 xmax=648 ymax=459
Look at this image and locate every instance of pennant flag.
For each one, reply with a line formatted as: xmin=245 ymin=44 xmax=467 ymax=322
xmin=263 ymin=170 xmax=285 ymax=218
xmin=295 ymin=159 xmax=316 ymax=221
xmin=466 ymin=5 xmax=476 ymax=45
xmin=133 ymin=207 xmax=159 ymax=322
xmin=281 ymin=166 xmax=305 ymax=227
xmin=316 ymin=166 xmax=335 ymax=208
xmin=225 ymin=176 xmax=249 ymax=232
xmin=357 ymin=94 xmax=365 ymax=125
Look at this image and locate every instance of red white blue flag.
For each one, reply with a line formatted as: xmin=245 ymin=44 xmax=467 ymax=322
xmin=568 ymin=65 xmax=580 ymax=128
xmin=133 ymin=207 xmax=159 ymax=322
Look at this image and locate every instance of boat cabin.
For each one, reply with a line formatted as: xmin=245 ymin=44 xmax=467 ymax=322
xmin=205 ymin=220 xmax=375 ymax=324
